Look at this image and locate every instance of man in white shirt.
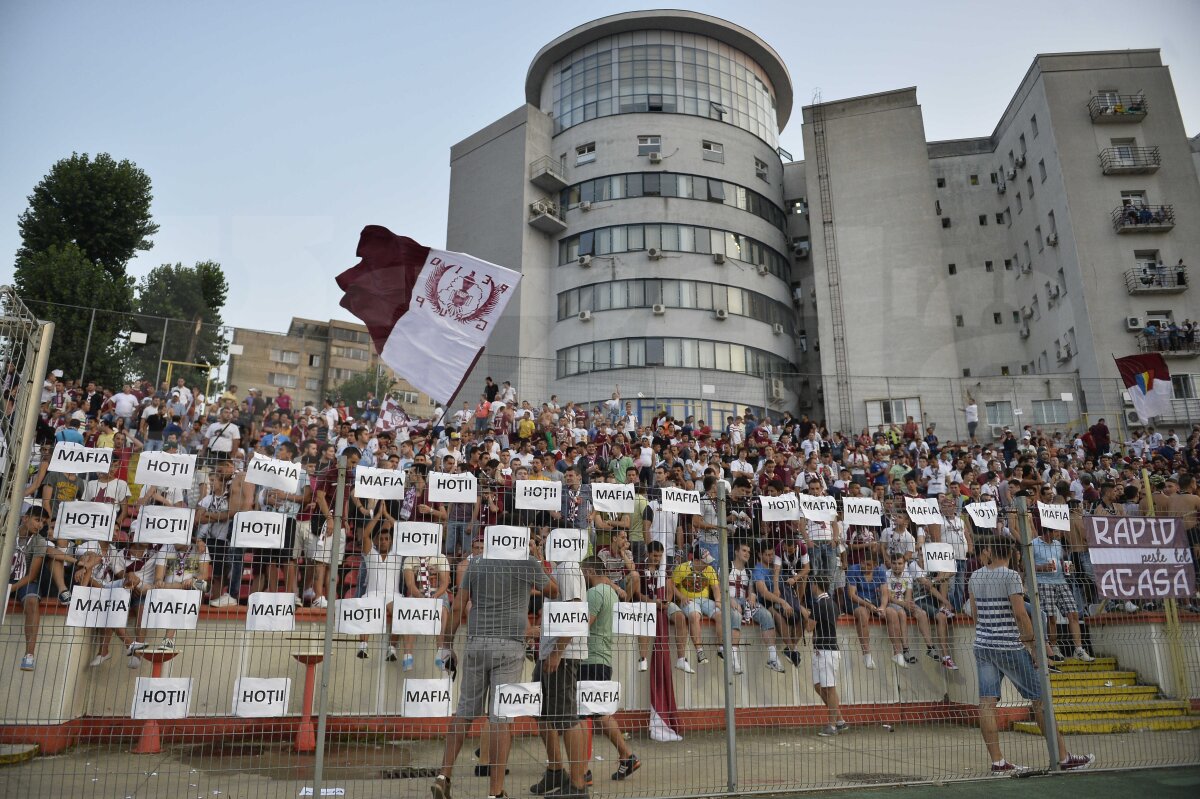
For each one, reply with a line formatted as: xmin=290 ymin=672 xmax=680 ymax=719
xmin=204 ymin=407 xmax=241 ymax=457
xmin=728 ymin=449 xmax=754 ymax=480
xmin=962 ymin=400 xmax=979 ymax=443
xmin=112 ymin=384 xmax=139 ymax=427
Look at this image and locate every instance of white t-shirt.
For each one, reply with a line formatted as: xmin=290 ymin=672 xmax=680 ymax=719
xmin=113 ymin=392 xmax=139 ymax=419
xmin=362 ymin=546 xmax=406 ymax=598
xmin=83 ymin=478 xmax=131 ymax=506
xmin=76 ymin=541 xmax=127 ymax=586
xmin=939 ymin=514 xmax=969 ymax=560
xmin=205 ymin=420 xmax=241 ymax=453
xmin=880 ymin=526 xmax=916 ymax=560
xmin=964 ymin=404 xmax=979 ymax=424
xmin=649 ymin=499 xmax=679 ymax=558
xmin=156 ymin=543 xmax=210 ymax=584
xmin=540 ymin=560 xmax=588 ymax=660
xmin=402 ymin=554 xmax=449 ymax=598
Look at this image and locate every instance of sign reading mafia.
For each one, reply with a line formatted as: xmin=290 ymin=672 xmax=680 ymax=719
xmin=1086 ymin=515 xmax=1195 ymax=599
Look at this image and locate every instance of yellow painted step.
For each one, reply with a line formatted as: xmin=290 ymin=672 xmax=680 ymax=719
xmin=1051 ymin=685 xmax=1159 ymax=702
xmin=1054 ymin=658 xmax=1118 ymax=672
xmin=1051 ymin=700 xmax=1189 ymax=720
xmin=1014 ymin=715 xmax=1200 ymax=735
xmin=1048 ymin=670 xmax=1137 ymax=687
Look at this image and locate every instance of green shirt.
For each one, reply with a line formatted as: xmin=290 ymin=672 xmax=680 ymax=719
xmin=584 ymin=582 xmax=618 ymax=666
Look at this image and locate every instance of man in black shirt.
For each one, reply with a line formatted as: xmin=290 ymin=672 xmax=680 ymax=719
xmin=809 ymin=576 xmax=846 ymax=737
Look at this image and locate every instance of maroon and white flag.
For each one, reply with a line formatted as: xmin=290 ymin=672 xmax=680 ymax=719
xmin=336 ymin=226 xmax=520 ymax=402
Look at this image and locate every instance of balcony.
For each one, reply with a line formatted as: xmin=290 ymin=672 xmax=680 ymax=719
xmin=528 ymin=198 xmax=567 ymax=234
xmin=1088 ymin=93 xmax=1148 ymax=123
xmin=1112 ymin=204 xmax=1174 ymax=233
xmin=1099 ymin=146 xmax=1161 ymax=175
xmin=1136 ymin=333 xmax=1200 ymax=359
xmin=529 ymin=155 xmax=568 ymax=193
xmin=1125 ymin=265 xmax=1188 ymax=294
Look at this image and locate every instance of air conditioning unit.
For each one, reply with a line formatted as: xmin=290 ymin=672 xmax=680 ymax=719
xmin=578 ymin=255 xmax=592 ymax=267
xmin=756 ymin=265 xmax=769 ymax=276
xmin=1047 ymin=285 xmax=1060 ymax=299
xmin=1125 ymin=316 xmax=1141 ymax=331
xmin=648 ymin=152 xmax=663 ymax=164
xmin=578 ymin=310 xmax=592 ymax=322
xmin=652 ymin=303 xmax=666 ymax=315
xmin=1020 ymin=262 xmax=1033 ymax=275
xmin=793 ymin=244 xmax=810 ymax=259
xmin=1015 ymin=154 xmax=1027 ymax=168
xmin=715 ymin=309 xmax=729 ymax=320
xmin=1019 ymin=324 xmax=1030 ymax=338
xmin=997 ymin=182 xmax=1007 ymax=195
xmin=772 ymin=322 xmax=784 ymax=336
xmin=1046 ymin=233 xmax=1058 ymax=246
xmin=579 ymin=201 xmax=592 ymax=212
xmin=1124 ymin=409 xmax=1143 ymax=426
xmin=1021 ymin=305 xmax=1033 ymax=319
xmin=769 ymin=378 xmax=785 ymax=402
xmin=647 ymin=247 xmax=664 ymax=260
xmin=712 ymin=252 xmax=726 ymax=265
xmin=1006 ymin=168 xmax=1017 ymax=180
xmin=989 ymin=424 xmax=1007 ymax=440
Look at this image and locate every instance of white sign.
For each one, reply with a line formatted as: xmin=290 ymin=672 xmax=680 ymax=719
xmin=392 ymin=597 xmax=444 ymax=636
xmin=140 ymin=588 xmax=201 ymax=630
xmin=134 ymin=506 xmax=194 ymax=545
xmin=336 ymin=595 xmax=388 ymax=634
xmin=427 ymin=471 xmax=477 ymax=504
xmin=232 ymin=677 xmax=291 ymax=718
xmin=231 ymin=511 xmax=287 ymax=549
xmin=760 ymin=493 xmax=801 ymax=522
xmin=541 ymin=601 xmax=590 ymax=638
xmin=842 ymin=497 xmax=883 ymax=527
xmin=134 ymin=451 xmax=196 ymax=490
xmin=402 ymin=678 xmax=452 ymax=717
xmin=246 ymin=592 xmax=296 ymax=632
xmin=905 ymin=496 xmax=942 ymax=526
xmin=49 ymin=442 xmax=112 ymax=474
xmin=354 ymin=466 xmax=406 ymax=500
xmin=799 ymin=494 xmax=838 ymax=522
xmin=545 ymin=528 xmax=588 ymax=563
xmin=1060 ymin=392 xmax=1074 ymax=403
xmin=66 ymin=585 xmax=131 ymax=628
xmin=483 ymin=525 xmax=531 ymax=560
xmin=965 ymin=501 xmax=999 ymax=529
xmin=577 ymin=680 xmax=621 ymax=716
xmin=54 ymin=501 xmax=117 ymax=542
xmin=702 ymin=384 xmax=716 ymax=395
xmin=660 ymin=487 xmax=701 ymax=515
xmin=391 ymin=522 xmax=443 ymax=557
xmin=590 ymin=482 xmax=634 ymax=514
xmin=1038 ymin=501 xmax=1071 ymax=532
xmin=132 ymin=677 xmax=192 ymax=720
xmin=923 ymin=543 xmax=958 ymax=573
xmin=613 ymin=602 xmax=657 ymax=637
xmin=245 ymin=453 xmax=303 ymax=493
xmin=492 ymin=682 xmax=542 ymax=719
xmin=515 ymin=480 xmax=561 ymax=511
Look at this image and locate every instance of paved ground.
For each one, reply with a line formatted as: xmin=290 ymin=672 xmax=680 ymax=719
xmin=0 ymin=724 xmax=1196 ymax=798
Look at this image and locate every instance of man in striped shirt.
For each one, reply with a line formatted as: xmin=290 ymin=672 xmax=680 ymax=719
xmin=967 ymin=536 xmax=1093 ymax=773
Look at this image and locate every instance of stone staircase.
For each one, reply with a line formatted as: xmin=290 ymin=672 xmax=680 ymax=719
xmin=1014 ymin=656 xmax=1200 ymax=734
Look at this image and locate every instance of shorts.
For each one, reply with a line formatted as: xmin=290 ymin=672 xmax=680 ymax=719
xmin=1037 ymin=583 xmax=1077 ymax=617
xmin=258 ymin=517 xmax=297 ymax=567
xmin=302 ymin=521 xmax=333 ymax=565
xmin=682 ymin=598 xmax=719 ymax=619
xmin=975 ymin=646 xmax=1040 ymax=701
xmin=812 ymin=649 xmax=841 ymax=688
xmin=457 ymin=637 xmax=525 ymax=723
xmin=730 ymin=599 xmax=774 ymax=631
xmin=914 ymin=596 xmax=939 ymax=620
xmin=578 ymin=663 xmax=612 ymax=682
xmin=535 ymin=657 xmax=580 ymax=731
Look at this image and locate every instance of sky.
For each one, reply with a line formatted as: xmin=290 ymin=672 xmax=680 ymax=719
xmin=2 ymin=0 xmax=1198 ymax=335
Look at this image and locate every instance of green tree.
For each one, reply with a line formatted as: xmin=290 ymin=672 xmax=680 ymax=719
xmin=17 ymin=153 xmax=159 ymax=279
xmin=13 ymin=244 xmax=135 ymax=387
xmin=334 ymin=367 xmax=395 ymax=408
xmin=129 ymin=262 xmax=230 ymax=389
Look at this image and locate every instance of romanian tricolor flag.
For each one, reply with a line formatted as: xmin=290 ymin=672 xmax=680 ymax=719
xmin=1115 ymin=353 xmax=1174 ymax=421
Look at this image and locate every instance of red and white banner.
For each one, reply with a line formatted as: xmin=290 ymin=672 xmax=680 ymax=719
xmin=336 ymin=227 xmax=521 ymax=403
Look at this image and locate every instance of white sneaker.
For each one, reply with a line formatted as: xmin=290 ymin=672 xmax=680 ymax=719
xmin=638 ymin=658 xmax=649 ymax=672
xmin=210 ymin=593 xmax=237 ymax=608
xmin=766 ymin=659 xmax=785 ymax=673
xmin=675 ymin=657 xmax=695 ymax=674
xmin=293 ymin=595 xmax=303 ymax=607
xmin=892 ymin=653 xmax=908 ymax=669
xmin=1122 ymin=601 xmax=1139 ymax=613
xmin=89 ymin=653 xmax=111 ymax=668
xmin=732 ymin=651 xmax=743 ymax=675
xmin=864 ymin=653 xmax=877 ymax=670
xmin=311 ymin=595 xmax=328 ymax=609
xmin=160 ymin=638 xmax=175 ymax=651
xmin=1073 ymin=647 xmax=1095 ymax=662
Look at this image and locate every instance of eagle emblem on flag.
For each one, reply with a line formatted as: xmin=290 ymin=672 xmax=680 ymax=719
xmin=421 ymin=258 xmax=509 ymax=331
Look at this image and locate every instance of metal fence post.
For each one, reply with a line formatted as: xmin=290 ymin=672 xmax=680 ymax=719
xmin=716 ymin=481 xmax=737 ymax=794
xmin=78 ymin=307 xmax=95 ymax=383
xmin=154 ymin=317 xmax=169 ymax=387
xmin=312 ymin=455 xmax=348 ymax=796
xmin=1014 ymin=496 xmax=1061 ymax=769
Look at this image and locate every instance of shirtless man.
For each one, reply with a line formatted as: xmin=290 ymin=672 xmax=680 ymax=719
xmin=1162 ymin=475 xmax=1200 ymax=612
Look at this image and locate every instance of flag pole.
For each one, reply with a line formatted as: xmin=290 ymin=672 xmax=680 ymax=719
xmin=435 ymin=346 xmax=486 ymax=432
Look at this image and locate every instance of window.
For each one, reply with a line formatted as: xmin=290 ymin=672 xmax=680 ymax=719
xmin=1032 ymin=399 xmax=1069 ymax=425
xmin=754 ymin=158 xmax=769 ymax=181
xmin=270 ymin=349 xmax=300 ymax=365
xmin=936 ymin=177 xmax=946 ymax=188
xmin=985 ymin=261 xmax=994 ymax=272
xmin=1057 ymin=268 xmax=1066 ymax=294
xmin=706 ymin=179 xmax=725 ymax=202
xmin=308 ymin=354 xmax=321 ymax=368
xmin=1012 ymin=310 xmax=1020 ymax=323
xmin=986 ymin=401 xmax=1014 ymax=427
xmin=962 ymin=369 xmax=971 ymax=377
xmin=865 ymin=397 xmax=921 ymax=427
xmin=955 ymin=315 xmax=964 ymax=327
xmin=993 ymin=312 xmax=1002 ymax=325
xmin=1171 ymin=374 xmax=1195 ymax=400
xmin=1036 ymin=225 xmax=1044 ymax=252
xmin=329 ymin=368 xmax=357 ymax=382
xmin=790 ymin=198 xmax=807 ymax=215
xmin=1038 ymin=159 xmax=1047 ymax=182
xmin=1000 ymin=366 xmax=1011 ymax=376
xmin=637 ymin=135 xmax=661 ymax=156
xmin=332 ymin=346 xmax=369 ymax=361
xmin=979 ymin=215 xmax=988 ymax=226
xmin=996 ymin=212 xmax=1005 ymax=224
xmin=575 ymin=142 xmax=596 ymax=165
xmin=400 ymin=391 xmax=421 ymax=405
xmin=1015 ymin=192 xmax=1023 ymax=213
xmin=948 ymin=263 xmax=957 ymax=276
xmin=1026 ymin=176 xmax=1034 ymax=198
xmin=701 ymin=140 xmax=724 ymax=162
xmin=990 ymin=172 xmax=998 ymax=184
xmin=1023 ymin=241 xmax=1032 ymax=264
xmin=648 ymin=94 xmax=663 ymax=112
xmin=1004 ymin=258 xmax=1013 ymax=271
xmin=268 ymin=372 xmax=297 ymax=389
xmin=1121 ymin=190 xmax=1147 ymax=207
xmin=970 ymin=174 xmax=980 ymax=186
xmin=941 ymin=218 xmax=951 ymax=228
xmin=1021 ymin=364 xmax=1030 ymax=375
xmin=304 ymin=378 xmax=320 ymax=392
xmin=1047 ymin=210 xmax=1057 ymax=237
xmin=1019 ymin=134 xmax=1027 ymax=155
xmin=642 ymin=172 xmax=661 ymax=196
xmin=1031 ymin=115 xmax=1038 ymax=137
